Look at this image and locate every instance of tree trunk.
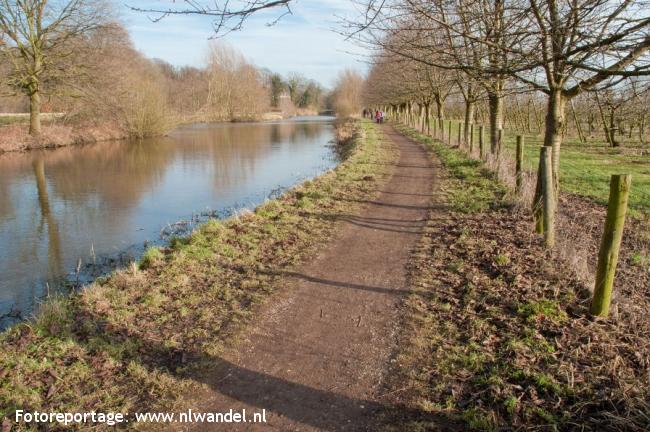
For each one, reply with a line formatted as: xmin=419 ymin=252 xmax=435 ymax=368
xmin=595 ymin=92 xmax=613 ymax=146
xmin=435 ymin=96 xmax=445 ymax=123
xmin=406 ymin=102 xmax=413 ymax=127
xmin=609 ymin=111 xmax=620 ymax=147
xmin=639 ymin=115 xmax=646 ymax=144
xmin=463 ymin=99 xmax=475 ymax=145
xmin=29 ymin=91 xmax=42 ymax=136
xmin=543 ymin=89 xmax=566 ymax=191
xmin=588 ymin=113 xmax=595 ymax=136
xmin=424 ymin=102 xmax=431 ymax=136
xmin=488 ymin=92 xmax=503 ymax=155
xmin=420 ymin=104 xmax=426 ymax=133
xmin=570 ymin=99 xmax=585 ymax=143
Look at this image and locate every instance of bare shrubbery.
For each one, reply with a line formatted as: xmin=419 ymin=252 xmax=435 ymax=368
xmin=204 ymin=43 xmax=270 ymax=122
xmin=481 ymin=150 xmax=536 ymax=207
xmin=119 ymin=73 xmax=175 ymax=138
xmin=330 ymin=69 xmax=365 ymax=118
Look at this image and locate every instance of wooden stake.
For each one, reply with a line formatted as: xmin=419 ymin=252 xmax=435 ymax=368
xmin=479 ymin=125 xmax=485 ymax=159
xmin=540 ymin=146 xmax=555 ymax=247
xmin=590 ymin=174 xmax=632 ymax=317
xmin=448 ymin=120 xmax=452 ymax=145
xmin=457 ymin=122 xmax=463 ymax=146
xmin=470 ymin=124 xmax=475 ymax=153
xmin=533 ymin=153 xmax=544 ymax=233
xmin=516 ymin=135 xmax=524 ymax=194
xmin=497 ymin=129 xmax=503 ymax=156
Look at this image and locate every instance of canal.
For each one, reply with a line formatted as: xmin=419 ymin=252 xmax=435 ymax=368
xmin=0 ymin=116 xmax=339 ymax=328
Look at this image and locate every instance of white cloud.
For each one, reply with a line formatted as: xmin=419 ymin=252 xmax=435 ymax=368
xmin=119 ymin=1 xmax=369 ymax=86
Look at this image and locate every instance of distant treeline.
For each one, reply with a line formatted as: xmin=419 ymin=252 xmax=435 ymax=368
xmin=0 ymin=4 xmax=329 ymax=140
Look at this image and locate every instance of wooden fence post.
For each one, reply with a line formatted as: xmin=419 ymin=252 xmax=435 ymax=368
xmin=479 ymin=125 xmax=485 ymax=159
xmin=590 ymin=174 xmax=632 ymax=317
xmin=457 ymin=122 xmax=463 ymax=147
xmin=516 ymin=135 xmax=524 ymax=194
xmin=448 ymin=120 xmax=452 ymax=145
xmin=470 ymin=124 xmax=475 ymax=154
xmin=540 ymin=146 xmax=555 ymax=247
xmin=497 ymin=129 xmax=504 ymax=156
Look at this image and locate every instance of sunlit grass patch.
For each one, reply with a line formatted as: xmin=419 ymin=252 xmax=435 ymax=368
xmin=139 ymin=247 xmax=164 ymax=270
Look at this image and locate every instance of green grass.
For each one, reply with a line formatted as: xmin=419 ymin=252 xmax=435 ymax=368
xmin=425 ymin=118 xmax=650 ymax=217
xmin=496 ymin=129 xmax=649 ymax=217
xmin=395 ymin=124 xmax=508 ymax=213
xmin=0 ymin=119 xmax=395 ymax=430
xmin=0 ymin=115 xmax=26 ymax=125
xmin=0 ymin=113 xmax=62 ymax=126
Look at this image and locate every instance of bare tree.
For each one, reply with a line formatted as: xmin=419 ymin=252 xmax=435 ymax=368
xmin=509 ymin=0 xmax=650 ymax=189
xmin=129 ymin=0 xmax=294 ymax=35
xmin=593 ymin=79 xmax=650 ymax=147
xmin=0 ymin=0 xmax=108 ymax=135
xmin=346 ymin=0 xmax=523 ymax=154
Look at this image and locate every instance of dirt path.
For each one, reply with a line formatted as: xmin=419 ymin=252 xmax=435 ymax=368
xmin=173 ymin=126 xmax=436 ymax=431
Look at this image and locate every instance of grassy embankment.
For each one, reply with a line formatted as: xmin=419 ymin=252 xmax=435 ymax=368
xmin=0 ymin=114 xmax=65 ymax=126
xmin=0 ymin=120 xmax=128 ymax=153
xmin=0 ymin=119 xmax=395 ymax=430
xmin=383 ymin=124 xmax=649 ymax=431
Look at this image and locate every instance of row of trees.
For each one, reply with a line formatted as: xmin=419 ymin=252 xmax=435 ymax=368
xmin=90 ymin=0 xmax=649 ymax=148
xmin=0 ymin=0 xmax=328 ymax=139
xmin=351 ymin=0 xmax=650 ymax=241
xmin=154 ymin=50 xmax=327 ymax=123
xmin=365 ymin=73 xmax=650 ymax=148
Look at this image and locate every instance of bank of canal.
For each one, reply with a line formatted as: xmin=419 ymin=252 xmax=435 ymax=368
xmin=0 ymin=117 xmax=339 ymax=328
xmin=0 ymin=120 xmax=395 ymax=427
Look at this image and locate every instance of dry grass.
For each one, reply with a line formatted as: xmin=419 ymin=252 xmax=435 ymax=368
xmin=384 ymin=124 xmax=650 ymax=431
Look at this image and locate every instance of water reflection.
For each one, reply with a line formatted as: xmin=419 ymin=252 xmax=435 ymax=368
xmin=0 ymin=117 xmax=337 ymax=327
xmin=33 ymin=158 xmax=64 ymax=281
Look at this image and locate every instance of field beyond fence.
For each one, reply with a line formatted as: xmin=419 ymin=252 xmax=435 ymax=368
xmin=427 ymin=118 xmax=650 ymax=220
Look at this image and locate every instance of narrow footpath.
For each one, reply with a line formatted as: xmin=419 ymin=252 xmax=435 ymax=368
xmin=174 ymin=125 xmax=436 ymax=431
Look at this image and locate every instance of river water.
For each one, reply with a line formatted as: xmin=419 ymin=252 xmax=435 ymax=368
xmin=0 ymin=116 xmax=339 ymax=328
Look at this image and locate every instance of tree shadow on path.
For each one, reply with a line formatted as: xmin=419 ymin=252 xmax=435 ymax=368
xmin=64 ymin=301 xmax=462 ymax=432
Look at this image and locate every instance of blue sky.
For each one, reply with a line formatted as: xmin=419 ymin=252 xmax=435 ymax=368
xmin=117 ymin=1 xmax=368 ymax=87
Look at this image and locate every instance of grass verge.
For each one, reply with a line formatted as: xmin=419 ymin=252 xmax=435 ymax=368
xmin=0 ymin=119 xmax=395 ymax=431
xmin=383 ymin=124 xmax=650 ymax=431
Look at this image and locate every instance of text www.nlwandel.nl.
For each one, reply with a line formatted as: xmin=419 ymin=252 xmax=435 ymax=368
xmin=13 ymin=409 xmax=267 ymax=426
